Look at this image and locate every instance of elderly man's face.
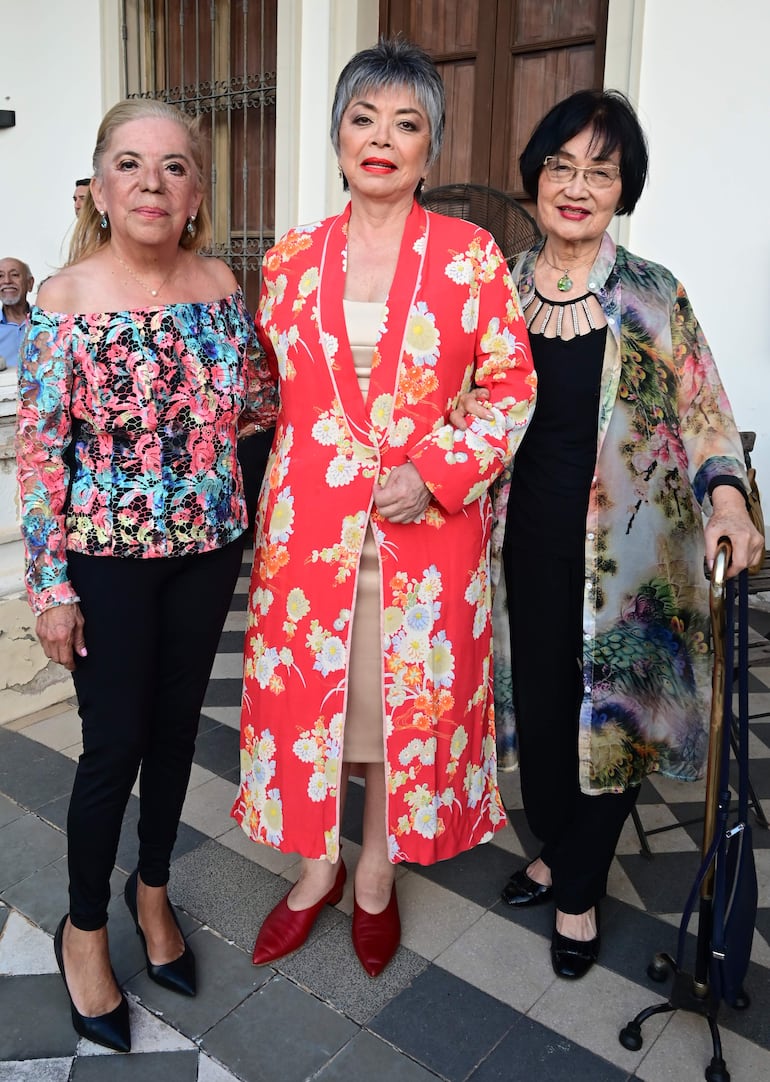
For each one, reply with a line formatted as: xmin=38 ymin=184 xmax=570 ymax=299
xmin=0 ymin=259 xmax=32 ymax=307
xmin=73 ymin=184 xmax=90 ymax=215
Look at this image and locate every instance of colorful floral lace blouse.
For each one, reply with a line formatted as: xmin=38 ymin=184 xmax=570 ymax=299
xmin=17 ymin=290 xmax=276 ymax=615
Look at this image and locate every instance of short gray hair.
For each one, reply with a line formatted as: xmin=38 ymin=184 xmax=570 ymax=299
xmin=330 ymin=38 xmax=445 ymax=170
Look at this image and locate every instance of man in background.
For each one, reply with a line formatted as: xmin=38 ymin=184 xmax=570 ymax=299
xmin=0 ymin=257 xmax=34 ymax=370
xmin=73 ymin=177 xmax=90 ymax=216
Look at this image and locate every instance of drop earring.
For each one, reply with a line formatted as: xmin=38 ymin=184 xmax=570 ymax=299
xmin=186 ymin=216 xmax=196 ymax=236
xmin=99 ymin=212 xmax=108 ymax=230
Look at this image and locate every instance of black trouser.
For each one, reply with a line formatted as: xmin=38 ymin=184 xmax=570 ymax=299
xmin=505 ymin=548 xmax=639 ymax=914
xmin=66 ymin=538 xmax=243 ymax=930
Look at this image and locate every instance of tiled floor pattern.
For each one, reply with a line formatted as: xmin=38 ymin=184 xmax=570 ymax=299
xmin=1 ymin=553 xmax=770 ymax=1081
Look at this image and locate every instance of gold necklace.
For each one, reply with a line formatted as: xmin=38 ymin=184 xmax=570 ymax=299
xmin=540 ymin=244 xmax=600 ymax=293
xmin=113 ymin=252 xmax=176 ymax=298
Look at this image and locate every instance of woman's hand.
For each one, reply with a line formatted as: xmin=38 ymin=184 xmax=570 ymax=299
xmin=705 ymin=485 xmax=766 ymax=577
xmin=448 ymin=387 xmax=493 ymax=431
xmin=373 ymin=463 xmax=431 ymax=523
xmin=36 ymin=604 xmax=87 ymax=672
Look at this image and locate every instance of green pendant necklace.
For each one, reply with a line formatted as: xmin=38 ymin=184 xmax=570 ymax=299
xmin=540 ymin=245 xmax=599 ymax=292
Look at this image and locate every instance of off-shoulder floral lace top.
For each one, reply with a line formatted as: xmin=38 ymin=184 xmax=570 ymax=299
xmin=16 ymin=290 xmax=277 ymax=615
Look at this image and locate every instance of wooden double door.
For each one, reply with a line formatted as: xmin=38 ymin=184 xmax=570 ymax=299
xmin=380 ymin=0 xmax=609 ymax=202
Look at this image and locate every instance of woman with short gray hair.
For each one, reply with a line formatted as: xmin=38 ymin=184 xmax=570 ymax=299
xmin=232 ymin=38 xmax=536 ymax=978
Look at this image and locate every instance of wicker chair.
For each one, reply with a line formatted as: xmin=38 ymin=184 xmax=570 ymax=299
xmin=421 ymin=183 xmax=541 ymax=266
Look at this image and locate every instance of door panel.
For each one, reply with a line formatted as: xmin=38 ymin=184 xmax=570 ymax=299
xmin=381 ymin=0 xmax=608 ymax=204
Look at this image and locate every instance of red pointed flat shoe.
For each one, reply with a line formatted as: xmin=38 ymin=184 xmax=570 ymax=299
xmin=352 ymin=884 xmax=401 ymax=977
xmin=252 ymin=861 xmax=346 ymax=965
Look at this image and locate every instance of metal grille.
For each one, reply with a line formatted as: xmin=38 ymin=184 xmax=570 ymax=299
xmin=120 ymin=0 xmax=277 ymax=312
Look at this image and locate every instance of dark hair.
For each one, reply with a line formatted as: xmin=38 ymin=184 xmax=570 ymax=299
xmin=330 ymin=37 xmax=445 ymax=173
xmin=74 ymin=178 xmax=91 ymax=188
xmin=519 ymin=89 xmax=648 ymax=216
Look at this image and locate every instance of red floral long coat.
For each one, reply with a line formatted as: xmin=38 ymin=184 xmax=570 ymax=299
xmin=231 ymin=201 xmax=536 ymax=864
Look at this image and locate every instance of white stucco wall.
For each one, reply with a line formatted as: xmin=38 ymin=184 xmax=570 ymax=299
xmin=628 ymin=0 xmax=770 ymax=505
xmin=0 ymin=0 xmax=115 ymax=720
xmin=0 ymin=0 xmax=112 ymax=284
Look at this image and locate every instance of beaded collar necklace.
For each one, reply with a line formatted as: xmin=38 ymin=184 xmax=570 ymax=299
xmin=521 ymin=287 xmax=600 ymax=338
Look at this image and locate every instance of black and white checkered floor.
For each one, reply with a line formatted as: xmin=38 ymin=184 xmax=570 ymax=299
xmin=1 ymin=551 xmax=769 ymax=1081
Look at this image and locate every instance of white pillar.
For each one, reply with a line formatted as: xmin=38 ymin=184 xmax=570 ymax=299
xmin=275 ymin=0 xmax=379 ymax=236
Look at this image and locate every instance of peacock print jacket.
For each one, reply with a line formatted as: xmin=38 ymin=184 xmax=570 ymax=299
xmin=492 ymin=232 xmax=750 ymax=792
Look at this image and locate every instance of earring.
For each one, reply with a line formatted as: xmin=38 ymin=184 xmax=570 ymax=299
xmin=99 ymin=212 xmax=108 ymax=230
xmin=186 ymin=216 xmax=196 ymax=236
xmin=417 ymin=178 xmax=426 ymax=195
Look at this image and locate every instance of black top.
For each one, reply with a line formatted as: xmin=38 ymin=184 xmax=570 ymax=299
xmin=506 ymin=324 xmax=607 ymax=558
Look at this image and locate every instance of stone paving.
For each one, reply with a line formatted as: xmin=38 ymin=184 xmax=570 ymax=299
xmin=1 ymin=554 xmax=769 ymax=1081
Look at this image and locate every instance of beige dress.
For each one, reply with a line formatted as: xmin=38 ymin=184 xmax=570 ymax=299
xmin=342 ymin=299 xmax=385 ymax=763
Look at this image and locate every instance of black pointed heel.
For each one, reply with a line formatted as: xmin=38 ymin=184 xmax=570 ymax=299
xmin=53 ymin=915 xmax=131 ymax=1053
xmin=124 ymin=869 xmax=196 ymax=997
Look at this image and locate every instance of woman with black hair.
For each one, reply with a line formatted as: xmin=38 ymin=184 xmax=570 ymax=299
xmin=457 ymin=89 xmax=762 ymax=980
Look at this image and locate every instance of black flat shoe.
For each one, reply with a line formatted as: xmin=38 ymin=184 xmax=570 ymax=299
xmin=550 ymin=910 xmax=600 ymax=980
xmin=124 ymin=869 xmax=196 ymax=997
xmin=501 ymin=866 xmax=553 ymax=907
xmin=53 ymin=915 xmax=131 ymax=1053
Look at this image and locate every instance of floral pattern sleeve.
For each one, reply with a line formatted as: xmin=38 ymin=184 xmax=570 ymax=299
xmin=241 ymin=321 xmax=279 ymax=433
xmin=669 ymin=284 xmax=747 ymax=506
xmin=407 ymin=233 xmax=535 ymax=514
xmin=16 ymin=313 xmax=79 ymax=614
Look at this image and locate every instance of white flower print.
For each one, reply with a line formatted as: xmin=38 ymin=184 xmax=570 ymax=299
xmin=465 ymin=764 xmax=486 ymax=808
xmin=298 ymin=267 xmax=319 ymax=297
xmin=426 ymin=630 xmax=455 ymax=687
xmin=255 ymin=646 xmax=281 ymax=689
xmin=326 ymin=455 xmax=359 ymax=487
xmin=404 ymin=603 xmax=434 ymax=634
xmin=398 ymin=738 xmax=423 ymax=766
xmin=413 ymin=801 xmax=439 ymax=838
xmin=394 ymin=629 xmax=429 ymax=664
xmin=286 ymin=587 xmax=310 ymax=622
xmin=404 ymin=302 xmax=440 ymax=365
xmin=252 ymin=586 xmax=274 ymax=616
xmin=450 ymin=726 xmax=469 ymax=759
xmin=370 ymin=393 xmax=394 ymax=430
xmin=269 ymin=487 xmax=295 ymax=542
xmin=472 ymin=605 xmax=488 ymax=639
xmin=308 ymin=772 xmax=328 ymax=802
xmin=445 ymin=255 xmax=474 ymax=285
xmin=333 ymin=608 xmax=352 ymax=632
xmin=312 ymin=414 xmax=341 ymax=445
xmin=419 ymin=737 xmax=437 ymax=765
xmin=461 ymin=296 xmax=479 ymax=333
xmin=417 ymin=565 xmax=443 ymax=604
xmin=329 ymin=712 xmax=345 ymax=742
xmin=390 ymin=416 xmax=416 ymax=447
xmin=315 ymin=635 xmax=346 ymax=676
xmin=321 ymin=331 xmax=339 ymax=359
xmin=252 ymin=758 xmax=275 ymax=788
xmin=383 ymin=606 xmax=404 ymax=639
xmin=293 ymin=736 xmax=317 ymax=763
xmin=260 ymin=789 xmax=283 ymax=845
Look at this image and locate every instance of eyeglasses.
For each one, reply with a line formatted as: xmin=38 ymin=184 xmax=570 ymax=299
xmin=542 ymin=156 xmax=621 ymax=190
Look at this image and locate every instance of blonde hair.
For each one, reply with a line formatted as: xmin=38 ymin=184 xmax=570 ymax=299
xmin=68 ymin=99 xmax=213 ymax=266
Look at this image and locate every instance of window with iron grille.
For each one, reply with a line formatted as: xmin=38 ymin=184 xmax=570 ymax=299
xmin=121 ymin=0 xmax=277 ymax=313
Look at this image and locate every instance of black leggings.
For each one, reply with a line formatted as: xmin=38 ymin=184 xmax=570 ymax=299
xmin=66 ymin=538 xmax=243 ymax=930
xmin=505 ymin=547 xmax=639 ymax=914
